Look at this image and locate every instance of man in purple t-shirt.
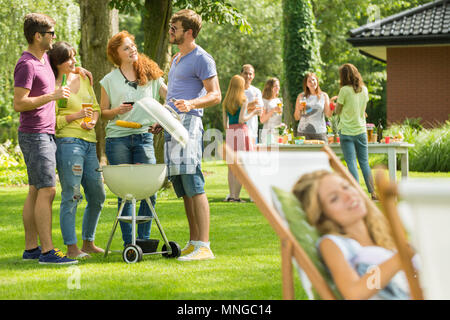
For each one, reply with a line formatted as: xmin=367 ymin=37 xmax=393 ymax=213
xmin=13 ymin=13 xmax=76 ymax=265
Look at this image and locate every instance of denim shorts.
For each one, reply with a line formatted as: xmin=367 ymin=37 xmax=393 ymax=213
xmin=170 ymin=165 xmax=205 ymax=198
xmin=18 ymin=132 xmax=57 ymax=189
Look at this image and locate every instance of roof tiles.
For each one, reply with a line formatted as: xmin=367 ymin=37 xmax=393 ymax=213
xmin=349 ymin=0 xmax=450 ymax=41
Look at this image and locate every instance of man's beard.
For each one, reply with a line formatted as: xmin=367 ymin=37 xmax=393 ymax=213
xmin=170 ymin=34 xmax=184 ymax=45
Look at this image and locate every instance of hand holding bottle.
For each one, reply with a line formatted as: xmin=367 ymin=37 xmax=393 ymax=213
xmin=54 ymin=86 xmax=71 ymax=101
xmin=56 ymin=74 xmax=70 ymax=108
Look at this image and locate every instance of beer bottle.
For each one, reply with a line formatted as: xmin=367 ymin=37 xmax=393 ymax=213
xmin=57 ymin=74 xmax=68 ymax=108
xmin=377 ymin=119 xmax=383 ymax=143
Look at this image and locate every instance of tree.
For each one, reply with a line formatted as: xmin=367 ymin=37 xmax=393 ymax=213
xmin=282 ymin=0 xmax=322 ymax=130
xmin=79 ymin=0 xmax=119 ymax=165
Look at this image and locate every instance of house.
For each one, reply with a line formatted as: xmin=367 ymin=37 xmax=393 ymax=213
xmin=347 ymin=0 xmax=450 ymax=126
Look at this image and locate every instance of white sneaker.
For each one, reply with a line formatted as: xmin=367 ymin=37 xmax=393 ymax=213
xmin=178 ymin=245 xmax=215 ymax=261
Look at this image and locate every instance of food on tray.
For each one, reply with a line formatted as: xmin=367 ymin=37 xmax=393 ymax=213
xmin=116 ymin=120 xmax=142 ymax=128
xmin=303 ymin=139 xmax=325 ymax=145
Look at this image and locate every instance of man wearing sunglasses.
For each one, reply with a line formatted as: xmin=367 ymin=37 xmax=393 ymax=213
xmin=164 ymin=9 xmax=221 ymax=261
xmin=13 ymin=13 xmax=92 ymax=265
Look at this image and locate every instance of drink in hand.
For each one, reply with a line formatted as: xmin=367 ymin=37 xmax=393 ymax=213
xmin=277 ymin=98 xmax=283 ymax=115
xmin=81 ymin=102 xmax=93 ymax=123
xmin=57 ymin=74 xmax=68 ymax=108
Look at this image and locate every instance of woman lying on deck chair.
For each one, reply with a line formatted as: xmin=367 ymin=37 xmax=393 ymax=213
xmin=292 ymin=170 xmax=419 ymax=300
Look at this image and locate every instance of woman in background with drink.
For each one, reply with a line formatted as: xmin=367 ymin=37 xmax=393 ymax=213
xmin=100 ymin=31 xmax=167 ymax=246
xmin=49 ymin=41 xmax=105 ymax=259
xmin=330 ymin=63 xmax=376 ymax=200
xmin=223 ymin=75 xmax=260 ymax=202
xmin=294 ymin=72 xmax=332 ymax=142
xmin=260 ymin=77 xmax=282 ymax=144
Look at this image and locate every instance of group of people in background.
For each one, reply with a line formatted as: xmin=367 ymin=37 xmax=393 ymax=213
xmin=14 ymin=9 xmax=217 ymax=265
xmin=223 ymin=64 xmax=377 ymax=202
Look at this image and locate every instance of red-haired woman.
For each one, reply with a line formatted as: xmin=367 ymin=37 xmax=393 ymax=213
xmin=100 ymin=31 xmax=167 ymax=246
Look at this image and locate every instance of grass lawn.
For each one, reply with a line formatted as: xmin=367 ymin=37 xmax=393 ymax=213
xmin=0 ymin=161 xmax=307 ymax=300
xmin=0 ymin=159 xmax=448 ymax=300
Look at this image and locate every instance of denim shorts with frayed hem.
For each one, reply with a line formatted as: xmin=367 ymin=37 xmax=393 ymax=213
xmin=18 ymin=132 xmax=57 ymax=189
xmin=170 ymin=165 xmax=205 ymax=198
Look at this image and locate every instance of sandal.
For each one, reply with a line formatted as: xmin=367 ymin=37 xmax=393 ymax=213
xmin=231 ymin=198 xmax=247 ymax=203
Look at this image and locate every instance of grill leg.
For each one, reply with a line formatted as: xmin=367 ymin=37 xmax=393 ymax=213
xmin=104 ymin=199 xmax=126 ymax=258
xmin=131 ymin=198 xmax=136 ymax=245
xmin=145 ymin=198 xmax=171 ymax=254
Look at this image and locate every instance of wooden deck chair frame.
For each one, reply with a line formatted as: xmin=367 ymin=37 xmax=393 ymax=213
xmin=223 ymin=144 xmax=389 ymax=300
xmin=375 ymin=170 xmax=424 ymax=300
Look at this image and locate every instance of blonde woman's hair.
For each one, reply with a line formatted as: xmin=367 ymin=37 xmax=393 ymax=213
xmin=292 ymin=170 xmax=396 ymax=250
xmin=222 ymin=75 xmax=246 ymax=116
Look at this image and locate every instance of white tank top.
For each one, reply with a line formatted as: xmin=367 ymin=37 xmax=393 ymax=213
xmin=297 ymin=93 xmax=326 ymax=134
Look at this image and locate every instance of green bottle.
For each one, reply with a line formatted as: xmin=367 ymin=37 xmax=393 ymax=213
xmin=57 ymin=74 xmax=67 ymax=108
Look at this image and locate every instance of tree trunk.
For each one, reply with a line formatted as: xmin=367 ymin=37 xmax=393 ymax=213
xmin=282 ymin=0 xmax=321 ymax=131
xmin=142 ymin=0 xmax=173 ymax=165
xmin=142 ymin=0 xmax=172 ymax=72
xmin=79 ymin=0 xmax=119 ymax=166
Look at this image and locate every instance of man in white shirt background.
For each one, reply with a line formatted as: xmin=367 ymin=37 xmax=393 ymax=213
xmin=240 ymin=64 xmax=263 ymax=145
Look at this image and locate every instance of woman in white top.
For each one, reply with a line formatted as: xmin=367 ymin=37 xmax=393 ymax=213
xmin=100 ymin=30 xmax=167 ymax=247
xmin=294 ymin=72 xmax=332 ymax=142
xmin=292 ymin=170 xmax=418 ymax=300
xmin=259 ymin=77 xmax=282 ymax=144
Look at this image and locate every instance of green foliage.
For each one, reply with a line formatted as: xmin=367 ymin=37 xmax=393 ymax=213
xmin=1 ymin=0 xmax=80 ymax=143
xmin=197 ymin=0 xmax=283 ymax=131
xmin=0 ymin=140 xmax=27 ymax=186
xmin=402 ymin=117 xmax=423 ymax=131
xmin=109 ymin=0 xmax=144 ymax=14
xmin=382 ymin=121 xmax=450 ymax=172
xmin=111 ymin=0 xmax=252 ymax=33
xmin=176 ymin=0 xmax=252 ymax=33
xmin=282 ymin=0 xmax=322 ymax=129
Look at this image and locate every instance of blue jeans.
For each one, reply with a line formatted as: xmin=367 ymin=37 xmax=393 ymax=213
xmin=105 ymin=133 xmax=156 ymax=245
xmin=339 ymin=132 xmax=375 ymax=194
xmin=56 ymin=138 xmax=106 ymax=245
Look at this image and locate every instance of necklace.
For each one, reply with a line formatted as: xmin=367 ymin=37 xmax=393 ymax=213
xmin=119 ymin=68 xmax=138 ymax=89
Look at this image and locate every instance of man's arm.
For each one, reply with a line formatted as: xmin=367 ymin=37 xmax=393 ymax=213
xmin=174 ymin=75 xmax=222 ymax=112
xmin=14 ymin=86 xmax=68 ymax=112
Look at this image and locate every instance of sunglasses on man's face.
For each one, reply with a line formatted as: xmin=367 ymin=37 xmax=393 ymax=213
xmin=40 ymin=31 xmax=55 ymax=37
xmin=169 ymin=24 xmax=185 ymax=33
